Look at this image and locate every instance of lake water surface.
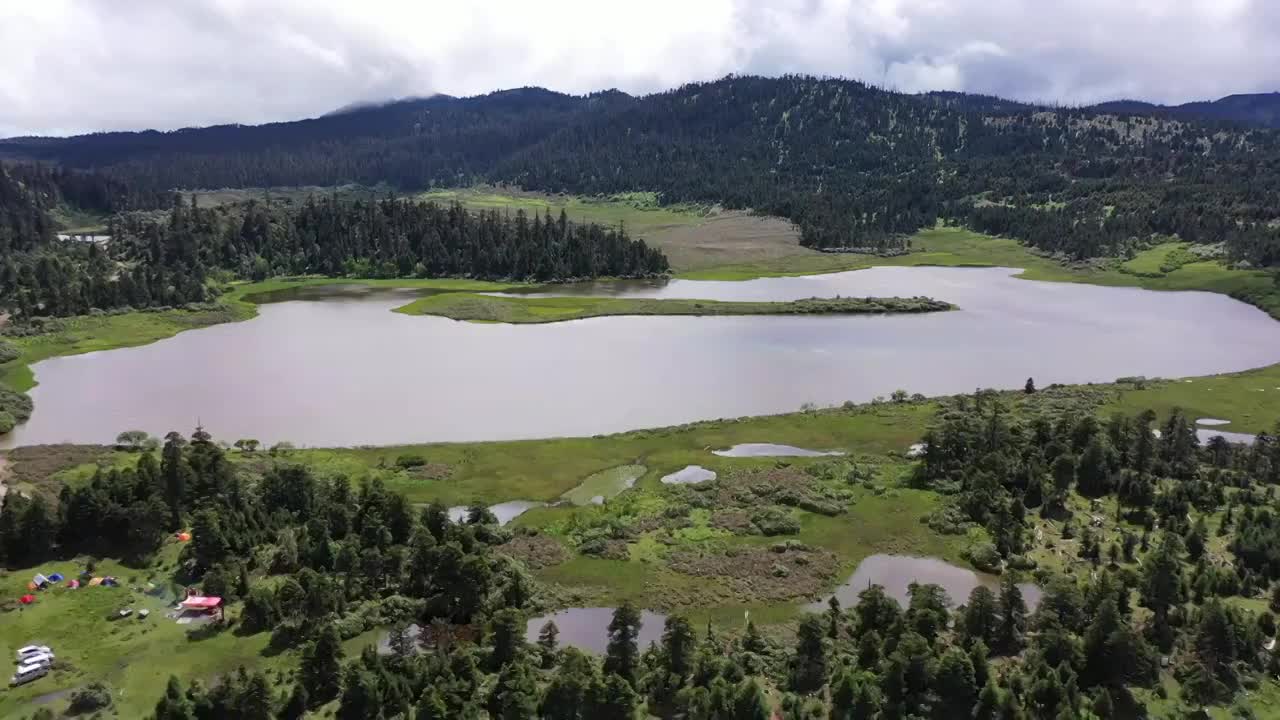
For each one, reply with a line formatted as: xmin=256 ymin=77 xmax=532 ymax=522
xmin=807 ymin=554 xmax=1042 ymax=611
xmin=7 ymin=267 xmax=1280 ymax=447
xmin=525 ymin=608 xmax=669 ymax=654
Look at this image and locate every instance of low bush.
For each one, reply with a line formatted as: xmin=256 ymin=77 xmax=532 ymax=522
xmin=0 ymin=339 xmax=18 ymax=364
xmin=963 ymin=541 xmax=1003 ymax=573
xmin=751 ymin=506 xmax=800 ymax=536
xmin=69 ymin=682 xmax=113 ymax=713
xmin=395 ymin=454 xmax=428 ymax=469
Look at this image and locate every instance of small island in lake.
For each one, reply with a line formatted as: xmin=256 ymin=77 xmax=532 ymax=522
xmin=394 ymin=292 xmax=955 ymax=323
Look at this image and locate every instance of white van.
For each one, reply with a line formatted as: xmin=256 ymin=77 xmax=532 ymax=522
xmin=21 ymin=652 xmax=54 ymax=669
xmin=15 ymin=645 xmax=51 ymax=661
xmin=10 ymin=662 xmax=48 ymax=686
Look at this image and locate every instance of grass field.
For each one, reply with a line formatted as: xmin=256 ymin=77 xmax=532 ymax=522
xmin=1104 ymin=364 xmax=1280 ymax=435
xmin=415 ymin=188 xmax=708 ymax=234
xmin=393 ymin=292 xmax=952 ymax=323
xmin=279 ymin=401 xmax=936 ymax=506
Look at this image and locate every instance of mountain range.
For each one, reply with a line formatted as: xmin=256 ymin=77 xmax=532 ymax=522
xmin=2 ymin=75 xmax=1278 ymax=264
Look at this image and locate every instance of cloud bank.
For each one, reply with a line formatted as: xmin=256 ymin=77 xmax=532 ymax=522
xmin=2 ymin=0 xmax=1278 ymax=136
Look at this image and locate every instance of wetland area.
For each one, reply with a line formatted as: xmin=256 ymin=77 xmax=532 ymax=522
xmin=6 ymin=223 xmax=1280 ymax=718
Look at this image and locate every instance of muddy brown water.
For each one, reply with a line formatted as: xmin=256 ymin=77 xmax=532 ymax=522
xmin=6 ymin=267 xmax=1280 ymax=447
xmin=806 ymin=554 xmax=1042 ymax=612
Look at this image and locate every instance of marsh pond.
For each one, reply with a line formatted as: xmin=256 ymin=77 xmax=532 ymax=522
xmin=6 ymin=266 xmax=1280 ymax=447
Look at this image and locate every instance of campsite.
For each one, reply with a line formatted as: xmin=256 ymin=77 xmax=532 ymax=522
xmin=0 ymin=537 xmax=381 ymax=717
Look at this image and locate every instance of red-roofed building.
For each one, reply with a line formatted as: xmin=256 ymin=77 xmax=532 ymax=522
xmin=179 ymin=595 xmax=223 ymax=619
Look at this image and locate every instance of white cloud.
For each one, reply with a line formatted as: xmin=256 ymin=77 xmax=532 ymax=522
xmin=1 ymin=0 xmax=1277 ymax=136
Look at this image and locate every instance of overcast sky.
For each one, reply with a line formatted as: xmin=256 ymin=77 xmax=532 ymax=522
xmin=3 ymin=0 xmax=1279 ymax=137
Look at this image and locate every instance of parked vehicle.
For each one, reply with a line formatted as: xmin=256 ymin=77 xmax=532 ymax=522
xmin=20 ymin=652 xmax=54 ymax=669
xmin=15 ymin=646 xmax=51 ymax=662
xmin=10 ymin=662 xmax=48 ymax=686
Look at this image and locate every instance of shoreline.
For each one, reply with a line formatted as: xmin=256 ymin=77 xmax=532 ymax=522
xmin=2 ymin=227 xmax=1280 ymax=443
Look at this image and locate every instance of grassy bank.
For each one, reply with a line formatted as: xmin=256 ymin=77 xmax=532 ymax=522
xmin=691 ymin=226 xmax=1280 ymax=319
xmin=226 ymin=275 xmax=522 ymax=303
xmin=393 ymin=292 xmax=953 ymax=324
xmin=0 ymin=304 xmax=255 ymax=394
xmin=0 ymin=276 xmax=521 ymax=395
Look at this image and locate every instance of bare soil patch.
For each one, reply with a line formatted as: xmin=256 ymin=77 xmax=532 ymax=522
xmin=641 ymin=213 xmax=811 ymax=271
xmin=667 ymin=544 xmax=839 ymax=603
xmin=408 ymin=463 xmax=453 ymax=481
xmin=501 ymin=533 xmax=571 ymax=570
xmin=5 ymin=444 xmax=112 ymax=499
xmin=682 ymin=466 xmax=849 ymax=517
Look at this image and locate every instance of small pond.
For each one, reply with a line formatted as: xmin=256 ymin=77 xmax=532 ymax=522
xmin=1197 ymin=428 xmax=1256 ymax=445
xmin=447 ymin=500 xmax=544 ymax=526
xmin=712 ymin=443 xmax=845 ymax=457
xmin=660 ymin=465 xmax=717 ymax=485
xmin=524 ymin=608 xmax=669 ymax=654
xmin=806 ymin=554 xmax=1041 ymax=612
xmin=562 ymin=465 xmax=646 ymax=505
xmin=376 ymin=623 xmax=422 ymax=655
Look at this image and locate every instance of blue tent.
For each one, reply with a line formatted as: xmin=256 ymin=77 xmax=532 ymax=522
xmin=48 ymin=572 xmax=65 ymax=582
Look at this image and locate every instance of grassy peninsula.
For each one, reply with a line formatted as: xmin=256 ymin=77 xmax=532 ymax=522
xmin=393 ymin=292 xmax=953 ymax=324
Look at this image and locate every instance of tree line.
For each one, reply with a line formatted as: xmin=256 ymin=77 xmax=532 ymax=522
xmin=0 ymin=184 xmax=667 ymax=318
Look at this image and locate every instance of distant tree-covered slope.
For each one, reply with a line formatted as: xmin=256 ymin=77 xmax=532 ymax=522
xmin=1093 ymin=92 xmax=1280 ymax=129
xmin=4 ymin=75 xmax=1280 ymax=263
xmin=0 ymin=192 xmax=667 ymax=319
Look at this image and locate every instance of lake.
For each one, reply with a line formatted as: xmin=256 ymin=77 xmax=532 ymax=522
xmin=6 ymin=266 xmax=1280 ymax=447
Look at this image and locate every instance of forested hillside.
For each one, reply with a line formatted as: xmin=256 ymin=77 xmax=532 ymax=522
xmin=0 ymin=187 xmax=666 ymax=318
xmin=5 ymin=75 xmax=1280 ymax=264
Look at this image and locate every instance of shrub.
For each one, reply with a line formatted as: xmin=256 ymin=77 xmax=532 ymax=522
xmin=0 ymin=339 xmax=17 ymax=364
xmin=1006 ymin=554 xmax=1037 ymax=571
xmin=0 ymin=385 xmax=33 ymax=422
xmin=69 ymin=682 xmax=113 ymax=713
xmin=395 ymin=454 xmax=427 ymax=469
xmin=751 ymin=506 xmax=800 ymax=536
xmin=963 ymin=541 xmax=1003 ymax=574
xmin=270 ymin=617 xmax=307 ymax=649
